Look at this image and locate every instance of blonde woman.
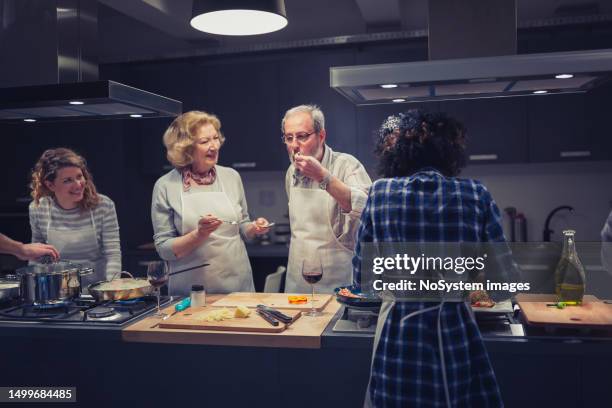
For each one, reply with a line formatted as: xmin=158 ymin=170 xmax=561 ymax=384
xmin=29 ymin=148 xmax=121 ymax=285
xmin=151 ymin=111 xmax=270 ymax=296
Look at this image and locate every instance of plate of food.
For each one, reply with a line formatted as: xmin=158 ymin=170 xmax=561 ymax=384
xmin=334 ymin=285 xmax=382 ymax=310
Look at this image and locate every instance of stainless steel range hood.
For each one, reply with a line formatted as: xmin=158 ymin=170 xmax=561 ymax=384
xmin=0 ymin=0 xmax=181 ymax=123
xmin=330 ymin=48 xmax=612 ymax=105
xmin=330 ymin=0 xmax=612 ymax=105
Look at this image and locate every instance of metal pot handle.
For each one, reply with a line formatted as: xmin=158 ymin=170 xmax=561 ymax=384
xmin=109 ymin=271 xmax=134 ymax=280
xmin=78 ymin=267 xmax=94 ymax=276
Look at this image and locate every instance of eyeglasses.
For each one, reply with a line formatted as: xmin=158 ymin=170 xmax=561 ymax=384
xmin=281 ymin=131 xmax=316 ymax=145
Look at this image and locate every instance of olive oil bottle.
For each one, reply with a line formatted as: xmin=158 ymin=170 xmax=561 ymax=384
xmin=554 ymin=230 xmax=586 ymax=303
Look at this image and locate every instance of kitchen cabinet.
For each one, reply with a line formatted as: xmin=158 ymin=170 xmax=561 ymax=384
xmin=278 ymin=48 xmax=358 ymax=157
xmin=441 ymin=98 xmax=529 ymax=165
xmin=527 ymin=93 xmax=604 ymax=162
xmin=585 ymin=83 xmax=612 ymax=160
xmin=198 ymin=57 xmax=287 ymax=171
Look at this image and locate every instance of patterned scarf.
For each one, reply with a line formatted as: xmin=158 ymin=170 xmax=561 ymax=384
xmin=182 ymin=166 xmax=216 ymax=191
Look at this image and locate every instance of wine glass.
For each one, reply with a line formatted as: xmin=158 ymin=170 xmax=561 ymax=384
xmin=146 ymin=261 xmax=169 ymax=318
xmin=301 ymin=258 xmax=323 ymax=317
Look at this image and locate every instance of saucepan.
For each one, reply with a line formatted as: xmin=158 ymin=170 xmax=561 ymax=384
xmin=0 ymin=275 xmax=21 ymax=303
xmin=15 ymin=261 xmax=94 ymax=306
xmin=88 ymin=271 xmax=154 ymax=302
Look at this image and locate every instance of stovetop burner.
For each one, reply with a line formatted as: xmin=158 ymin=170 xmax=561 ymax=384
xmin=0 ymin=295 xmax=172 ymax=326
xmin=332 ymin=306 xmax=378 ymax=334
xmin=87 ymin=307 xmax=116 ymax=319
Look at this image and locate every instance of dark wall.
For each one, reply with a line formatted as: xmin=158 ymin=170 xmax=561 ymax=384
xmin=2 ymin=24 xmax=612 ymax=261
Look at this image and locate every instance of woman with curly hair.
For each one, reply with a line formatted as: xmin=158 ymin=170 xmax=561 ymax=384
xmin=29 ymin=148 xmax=121 ymax=285
xmin=151 ymin=111 xmax=270 ymax=296
xmin=355 ymin=109 xmax=506 ymax=407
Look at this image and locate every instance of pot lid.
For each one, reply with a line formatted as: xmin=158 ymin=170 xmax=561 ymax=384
xmin=16 ymin=261 xmax=82 ymax=275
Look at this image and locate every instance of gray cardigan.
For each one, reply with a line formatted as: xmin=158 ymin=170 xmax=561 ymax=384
xmin=151 ymin=166 xmax=252 ymax=261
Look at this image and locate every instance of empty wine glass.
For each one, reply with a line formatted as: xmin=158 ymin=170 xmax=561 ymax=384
xmin=301 ymin=258 xmax=323 ymax=317
xmin=146 ymin=261 xmax=169 ymax=318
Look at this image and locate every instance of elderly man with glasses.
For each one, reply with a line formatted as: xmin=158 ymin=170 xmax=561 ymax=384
xmin=281 ymin=104 xmax=371 ymax=293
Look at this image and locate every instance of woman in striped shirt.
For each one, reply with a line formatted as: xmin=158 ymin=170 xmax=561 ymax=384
xmin=28 ymin=148 xmax=121 ymax=287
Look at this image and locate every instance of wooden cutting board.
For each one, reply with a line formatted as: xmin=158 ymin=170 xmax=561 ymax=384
xmin=211 ymin=292 xmax=332 ymax=311
xmin=517 ymin=294 xmax=612 ymax=329
xmin=159 ymin=306 xmax=302 ymax=333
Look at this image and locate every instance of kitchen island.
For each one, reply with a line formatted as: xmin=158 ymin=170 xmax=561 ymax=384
xmin=1 ymin=294 xmax=611 ymax=408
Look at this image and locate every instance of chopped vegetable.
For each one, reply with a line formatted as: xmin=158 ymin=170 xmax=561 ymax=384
xmin=288 ymin=295 xmax=308 ymax=304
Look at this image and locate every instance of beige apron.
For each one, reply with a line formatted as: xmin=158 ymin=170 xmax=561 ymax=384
xmin=46 ymin=203 xmax=105 ymax=289
xmin=169 ymin=173 xmax=254 ymax=296
xmin=286 ymin=183 xmax=354 ymax=293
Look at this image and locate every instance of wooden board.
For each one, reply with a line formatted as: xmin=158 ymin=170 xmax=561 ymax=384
xmin=211 ymin=292 xmax=332 ymax=311
xmin=122 ymin=294 xmax=342 ymax=349
xmin=159 ymin=306 xmax=302 ymax=333
xmin=517 ymin=294 xmax=612 ymax=329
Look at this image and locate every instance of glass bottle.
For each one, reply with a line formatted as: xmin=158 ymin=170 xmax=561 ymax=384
xmin=554 ymin=230 xmax=586 ymax=303
xmin=190 ymin=284 xmax=206 ymax=307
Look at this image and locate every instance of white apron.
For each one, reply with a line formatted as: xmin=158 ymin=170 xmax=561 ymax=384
xmin=285 ymin=181 xmax=354 ymax=293
xmin=46 ymin=204 xmax=105 ymax=290
xmin=169 ymin=173 xmax=254 ymax=296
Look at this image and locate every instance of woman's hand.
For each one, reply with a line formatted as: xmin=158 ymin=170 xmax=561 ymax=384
xmin=252 ymin=217 xmax=271 ymax=235
xmin=195 ymin=214 xmax=222 ymax=239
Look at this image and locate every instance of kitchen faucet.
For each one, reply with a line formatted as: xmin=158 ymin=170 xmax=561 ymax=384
xmin=542 ymin=205 xmax=574 ymax=241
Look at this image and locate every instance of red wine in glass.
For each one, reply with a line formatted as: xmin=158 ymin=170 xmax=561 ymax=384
xmin=301 ymin=259 xmax=323 ymax=317
xmin=149 ymin=276 xmax=169 ymax=288
xmin=302 ymin=272 xmax=322 ymax=284
xmin=146 ymin=261 xmax=169 ymax=318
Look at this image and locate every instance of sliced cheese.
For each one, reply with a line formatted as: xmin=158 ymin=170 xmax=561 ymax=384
xmin=199 ymin=308 xmax=234 ymax=322
xmin=234 ymin=305 xmax=251 ymax=318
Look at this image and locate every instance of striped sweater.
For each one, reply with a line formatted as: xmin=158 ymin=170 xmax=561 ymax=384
xmin=28 ymin=194 xmax=121 ymax=280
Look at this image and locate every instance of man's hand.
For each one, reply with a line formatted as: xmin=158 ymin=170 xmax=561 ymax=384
xmin=18 ymin=243 xmax=60 ymax=262
xmin=294 ymin=154 xmax=329 ymax=182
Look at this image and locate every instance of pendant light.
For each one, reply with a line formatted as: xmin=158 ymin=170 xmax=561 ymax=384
xmin=190 ymin=0 xmax=288 ymax=36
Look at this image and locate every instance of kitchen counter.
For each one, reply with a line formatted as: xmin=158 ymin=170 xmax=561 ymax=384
xmin=2 ymin=296 xmax=612 ymax=407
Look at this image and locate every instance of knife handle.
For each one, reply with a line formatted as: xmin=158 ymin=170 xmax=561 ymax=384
xmin=175 ymin=297 xmax=191 ymax=312
xmin=256 ymin=304 xmax=292 ymax=323
xmin=256 ymin=309 xmax=279 ymax=326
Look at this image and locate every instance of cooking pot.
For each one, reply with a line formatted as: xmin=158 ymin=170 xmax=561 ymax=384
xmin=0 ymin=275 xmax=20 ymax=303
xmin=15 ymin=262 xmax=93 ymax=306
xmin=88 ymin=271 xmax=154 ymax=302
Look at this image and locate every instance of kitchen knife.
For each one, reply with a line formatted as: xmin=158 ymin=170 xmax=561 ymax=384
xmin=256 ymin=304 xmax=293 ymax=324
xmin=256 ymin=309 xmax=279 ymax=326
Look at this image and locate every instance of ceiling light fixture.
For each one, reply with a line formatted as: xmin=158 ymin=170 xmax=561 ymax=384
xmin=380 ymin=84 xmax=398 ymax=89
xmin=69 ymin=101 xmax=84 ymax=105
xmin=129 ymin=114 xmax=143 ymax=118
xmin=533 ymin=90 xmax=548 ymax=94
xmin=392 ymin=98 xmax=406 ymax=103
xmin=23 ymin=119 xmax=36 ymax=122
xmin=555 ymin=74 xmax=574 ymax=79
xmin=190 ymin=0 xmax=288 ymax=36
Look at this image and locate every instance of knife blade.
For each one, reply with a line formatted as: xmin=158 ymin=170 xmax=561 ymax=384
xmin=256 ymin=309 xmax=279 ymax=326
xmin=256 ymin=304 xmax=293 ymax=324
